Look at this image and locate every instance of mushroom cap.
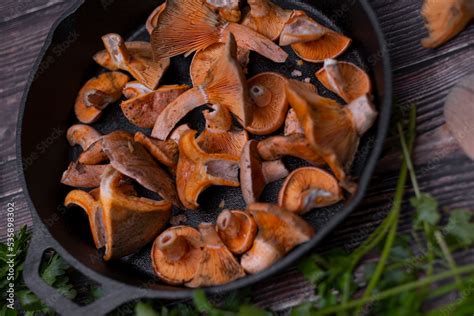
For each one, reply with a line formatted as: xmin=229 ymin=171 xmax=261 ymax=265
xmin=421 ymin=0 xmax=474 ymax=48
xmin=316 ymin=59 xmax=372 ymax=103
xmin=242 ymin=0 xmax=293 ymax=41
xmin=61 ymin=162 xmax=108 ymax=188
xmin=190 ymin=43 xmax=250 ymax=86
xmin=78 ymin=139 xmax=108 ymax=165
xmin=206 ymin=0 xmax=241 ymax=22
xmin=122 ymin=81 xmax=153 ymax=99
xmin=100 ymin=166 xmax=172 ymax=260
xmin=279 ymin=10 xmax=326 ymax=46
xmin=151 ymin=226 xmax=202 ymax=285
xmin=67 ymin=124 xmax=102 ymax=150
xmin=279 ymin=167 xmax=343 ymax=214
xmin=134 ymin=132 xmax=179 ymax=170
xmin=120 ymin=84 xmax=189 ymax=128
xmin=146 ymin=3 xmax=166 ymax=34
xmin=74 ymin=72 xmax=129 ymax=124
xmin=94 ymin=41 xmax=153 ymax=70
xmin=169 ymin=124 xmax=192 ymax=143
xmin=101 ymin=131 xmax=181 ymax=206
xmin=246 ymin=72 xmax=289 ymax=135
xmin=217 ymin=210 xmax=257 ymax=254
xmin=186 ymin=223 xmax=245 ymax=287
xmin=346 ymin=94 xmax=378 ymax=136
xmin=177 ymin=130 xmax=240 ymax=209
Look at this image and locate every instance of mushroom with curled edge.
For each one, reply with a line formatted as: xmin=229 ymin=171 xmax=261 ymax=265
xmin=95 ymin=33 xmax=170 ymax=89
xmin=186 ymin=223 xmax=245 ymax=287
xmin=316 ymin=59 xmax=372 ymax=104
xmin=134 ymin=132 xmax=179 ymax=170
xmin=177 ymin=130 xmax=240 ymax=210
xmin=151 ymin=0 xmax=287 ymax=63
xmin=240 ymin=140 xmax=289 ymax=204
xmin=206 ymin=0 xmax=241 ymax=22
xmin=120 ymin=84 xmax=190 ymax=129
xmin=190 ymin=43 xmax=250 ymax=86
xmin=217 ymin=209 xmax=257 ymax=254
xmin=146 ymin=3 xmax=166 ymax=34
xmin=286 ymin=79 xmax=378 ymax=193
xmin=256 ymin=108 xmax=324 ymax=166
xmin=246 ymin=72 xmax=289 ymax=135
xmin=100 ymin=166 xmax=172 ymax=260
xmin=151 ymin=35 xmax=253 ymax=140
xmin=279 ymin=11 xmax=351 ymax=63
xmin=101 ymin=131 xmax=181 ymax=207
xmin=279 ymin=167 xmax=343 ymax=214
xmin=241 ymin=203 xmax=315 ymax=274
xmin=242 ymin=0 xmax=293 ymax=41
xmin=61 ymin=162 xmax=108 ymax=188
xmin=122 ymin=81 xmax=153 ymax=99
xmin=421 ymin=0 xmax=474 ymax=48
xmin=74 ymin=72 xmax=129 ymax=124
xmin=151 ymin=226 xmax=202 ymax=285
xmin=196 ymin=104 xmax=248 ymax=158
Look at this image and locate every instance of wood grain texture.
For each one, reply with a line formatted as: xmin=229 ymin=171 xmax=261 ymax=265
xmin=0 ymin=0 xmax=473 ymax=312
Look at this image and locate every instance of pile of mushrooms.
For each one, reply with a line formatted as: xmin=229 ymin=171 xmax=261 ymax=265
xmin=61 ymin=0 xmax=378 ymax=287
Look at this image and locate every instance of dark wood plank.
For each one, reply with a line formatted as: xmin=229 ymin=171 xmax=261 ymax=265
xmin=0 ymin=0 xmax=64 ymax=23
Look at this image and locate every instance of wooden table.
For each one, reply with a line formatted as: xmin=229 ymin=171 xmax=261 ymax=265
xmin=1 ymin=0 xmax=473 ymax=312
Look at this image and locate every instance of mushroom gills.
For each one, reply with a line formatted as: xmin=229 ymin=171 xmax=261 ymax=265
xmin=217 ymin=210 xmax=257 ymax=254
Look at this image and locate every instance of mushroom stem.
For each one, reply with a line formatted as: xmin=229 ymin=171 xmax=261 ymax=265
xmin=102 ymin=33 xmax=130 ymax=67
xmin=250 ymin=85 xmax=272 ymax=107
xmin=323 ymin=59 xmax=344 ymax=97
xmin=199 ymin=222 xmax=223 ymax=247
xmin=262 ymin=160 xmax=289 ymax=183
xmin=346 ymin=94 xmax=378 ymax=136
xmin=158 ymin=231 xmax=190 ymax=261
xmin=217 ymin=210 xmax=241 ymax=238
xmin=247 ymin=0 xmax=272 ymax=16
xmin=84 ymin=89 xmax=115 ymax=110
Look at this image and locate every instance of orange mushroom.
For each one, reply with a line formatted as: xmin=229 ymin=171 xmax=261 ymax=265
xmin=67 ymin=124 xmax=102 ymax=149
xmin=151 ymin=0 xmax=287 ymax=63
xmin=176 ymin=130 xmax=240 ymax=209
xmin=285 ymin=79 xmax=377 ymax=192
xmin=120 ymin=84 xmax=189 ymax=128
xmin=205 ymin=0 xmax=241 ymax=22
xmin=61 ymin=162 xmax=108 ymax=188
xmin=279 ymin=167 xmax=343 ymax=214
xmin=74 ymin=72 xmax=129 ymax=123
xmin=134 ymin=132 xmax=179 ymax=170
xmin=151 ymin=226 xmax=202 ymax=285
xmin=316 ymin=59 xmax=371 ymax=103
xmin=242 ymin=0 xmax=293 ymax=41
xmin=169 ymin=124 xmax=191 ymax=143
xmin=284 ymin=108 xmax=304 ymax=135
xmin=151 ymin=35 xmax=253 ymax=140
xmin=190 ymin=43 xmax=250 ymax=86
xmin=101 ymin=131 xmax=181 ymax=206
xmin=246 ymin=72 xmax=289 ymax=135
xmin=122 ymin=81 xmax=153 ymax=99
xmin=280 ymin=11 xmax=351 ymax=63
xmin=421 ymin=0 xmax=474 ymax=48
xmin=146 ymin=3 xmax=166 ymax=34
xmin=186 ymin=223 xmax=245 ymax=287
xmin=78 ymin=139 xmax=108 ymax=165
xmin=241 ymin=203 xmax=315 ymax=274
xmin=100 ymin=166 xmax=172 ymax=260
xmin=240 ymin=140 xmax=289 ymax=204
xmin=96 ymin=33 xmax=170 ymax=89
xmin=217 ymin=210 xmax=257 ymax=254
xmin=196 ymin=104 xmax=248 ymax=158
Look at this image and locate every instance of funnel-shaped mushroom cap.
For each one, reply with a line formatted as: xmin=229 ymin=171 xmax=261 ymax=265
xmin=242 ymin=0 xmax=293 ymax=41
xmin=99 ymin=34 xmax=170 ymax=89
xmin=316 ymin=59 xmax=372 ymax=103
xmin=279 ymin=167 xmax=343 ymax=214
xmin=146 ymin=3 xmax=166 ymax=34
xmin=134 ymin=132 xmax=179 ymax=170
xmin=240 ymin=140 xmax=289 ymax=204
xmin=206 ymin=0 xmax=241 ymax=22
xmin=102 ymin=131 xmax=181 ymax=206
xmin=151 ymin=0 xmax=287 ymax=63
xmin=281 ymin=11 xmax=351 ymax=63
xmin=67 ymin=125 xmax=102 ymax=149
xmin=197 ymin=104 xmax=248 ymax=158
xmin=246 ymin=72 xmax=289 ymax=135
xmin=186 ymin=223 xmax=245 ymax=287
xmin=65 ymin=190 xmax=105 ymax=249
xmin=421 ymin=0 xmax=474 ymax=48
xmin=286 ymin=79 xmax=359 ymax=186
xmin=121 ymin=85 xmax=189 ymax=128
xmin=75 ymin=72 xmax=129 ymax=123
xmin=100 ymin=166 xmax=172 ymax=260
xmin=151 ymin=226 xmax=202 ymax=285
xmin=61 ymin=162 xmax=108 ymax=188
xmin=217 ymin=210 xmax=257 ymax=254
xmin=177 ymin=130 xmax=240 ymax=209
xmin=241 ymin=203 xmax=314 ymax=274
xmin=122 ymin=81 xmax=153 ymax=99
xmin=190 ymin=43 xmax=250 ymax=86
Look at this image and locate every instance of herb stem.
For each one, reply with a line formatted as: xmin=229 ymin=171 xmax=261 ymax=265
xmin=434 ymin=230 xmax=462 ymax=288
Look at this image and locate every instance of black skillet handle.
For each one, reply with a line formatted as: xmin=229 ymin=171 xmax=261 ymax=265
xmin=23 ymin=229 xmax=143 ymax=316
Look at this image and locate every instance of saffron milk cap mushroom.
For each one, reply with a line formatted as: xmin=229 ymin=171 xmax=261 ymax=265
xmin=122 ymin=81 xmax=153 ymax=99
xmin=134 ymin=132 xmax=179 ymax=170
xmin=67 ymin=124 xmax=102 ymax=149
xmin=61 ymin=162 xmax=108 ymax=188
xmin=279 ymin=167 xmax=343 ymax=214
xmin=146 ymin=3 xmax=166 ymax=34
xmin=151 ymin=226 xmax=202 ymax=285
xmin=217 ymin=209 xmax=257 ymax=254
xmin=205 ymin=0 xmax=241 ymax=22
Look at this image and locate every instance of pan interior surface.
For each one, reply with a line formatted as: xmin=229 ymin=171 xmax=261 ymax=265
xmin=20 ymin=0 xmax=388 ymax=295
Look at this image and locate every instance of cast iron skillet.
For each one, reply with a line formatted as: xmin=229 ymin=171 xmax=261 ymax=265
xmin=18 ymin=0 xmax=392 ymax=314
